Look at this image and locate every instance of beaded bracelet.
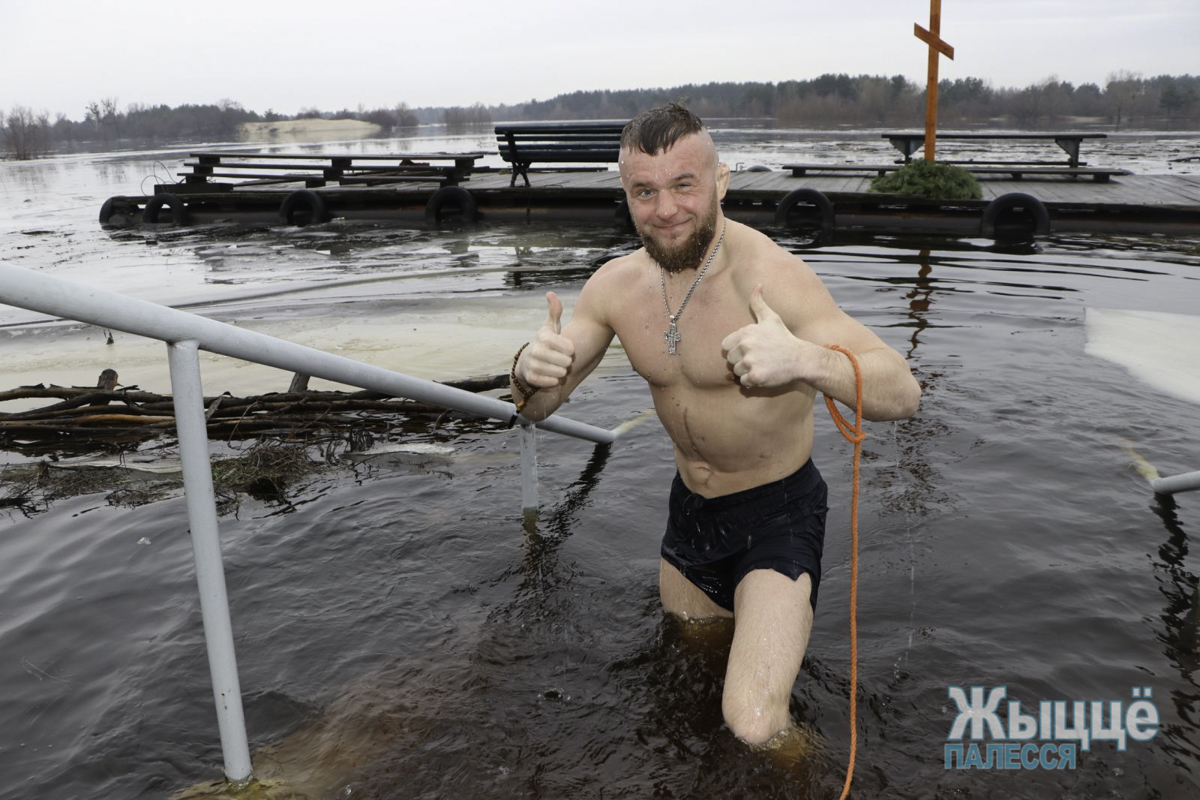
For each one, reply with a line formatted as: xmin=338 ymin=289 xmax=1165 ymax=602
xmin=511 ymin=342 xmax=540 ymax=414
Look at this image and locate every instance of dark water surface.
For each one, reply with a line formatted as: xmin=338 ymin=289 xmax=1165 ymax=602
xmin=2 ymin=135 xmax=1200 ymax=799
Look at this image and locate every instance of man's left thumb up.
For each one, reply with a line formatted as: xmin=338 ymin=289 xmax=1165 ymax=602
xmin=750 ymin=284 xmax=780 ymax=324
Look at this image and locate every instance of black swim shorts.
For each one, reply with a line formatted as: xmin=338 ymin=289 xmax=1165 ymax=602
xmin=660 ymin=459 xmax=828 ymax=612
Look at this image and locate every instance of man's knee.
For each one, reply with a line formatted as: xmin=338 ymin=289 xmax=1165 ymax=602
xmin=721 ymin=692 xmax=789 ymax=746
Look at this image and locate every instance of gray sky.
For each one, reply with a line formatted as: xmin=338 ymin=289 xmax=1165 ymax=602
xmin=1 ymin=0 xmax=1196 ymax=120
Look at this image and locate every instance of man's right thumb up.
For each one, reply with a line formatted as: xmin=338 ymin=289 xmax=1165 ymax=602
xmin=545 ymin=291 xmax=564 ymax=334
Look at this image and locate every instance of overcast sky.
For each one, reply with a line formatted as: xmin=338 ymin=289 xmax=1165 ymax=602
xmin=1 ymin=0 xmax=1196 ymax=120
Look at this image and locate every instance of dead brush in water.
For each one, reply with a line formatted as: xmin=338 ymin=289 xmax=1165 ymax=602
xmin=0 ymin=440 xmax=324 ymax=515
xmin=211 ymin=440 xmax=320 ymax=503
xmin=0 ymin=462 xmax=49 ymax=514
xmin=1 ymin=363 xmax=510 ymax=516
xmin=0 ymin=460 xmax=159 ymax=513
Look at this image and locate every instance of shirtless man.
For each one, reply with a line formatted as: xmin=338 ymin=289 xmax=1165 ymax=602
xmin=511 ymin=104 xmax=921 ymax=746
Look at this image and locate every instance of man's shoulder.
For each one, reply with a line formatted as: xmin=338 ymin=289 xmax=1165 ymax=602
xmin=727 ymin=223 xmax=838 ymax=331
xmin=730 ymin=224 xmax=819 ymax=288
xmin=574 ymin=247 xmax=649 ymax=322
xmin=589 ymin=247 xmax=649 ymax=290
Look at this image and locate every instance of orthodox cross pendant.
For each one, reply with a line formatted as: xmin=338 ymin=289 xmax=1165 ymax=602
xmin=664 ymin=317 xmax=681 ymax=355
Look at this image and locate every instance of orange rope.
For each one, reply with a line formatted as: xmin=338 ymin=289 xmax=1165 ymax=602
xmin=823 ymin=344 xmax=864 ymax=800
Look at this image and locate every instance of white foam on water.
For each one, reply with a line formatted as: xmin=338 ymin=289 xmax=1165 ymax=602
xmin=1084 ymin=308 xmax=1200 ymax=406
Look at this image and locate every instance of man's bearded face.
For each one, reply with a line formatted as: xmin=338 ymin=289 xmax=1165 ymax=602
xmin=639 ymin=192 xmax=719 ymax=274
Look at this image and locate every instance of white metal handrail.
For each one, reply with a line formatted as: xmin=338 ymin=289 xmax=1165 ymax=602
xmin=1152 ymin=470 xmax=1200 ymax=495
xmin=0 ymin=261 xmax=619 ymax=788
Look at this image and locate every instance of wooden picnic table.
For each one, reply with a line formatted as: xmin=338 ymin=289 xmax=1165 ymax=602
xmin=181 ymin=151 xmax=488 ymax=188
xmin=882 ymin=132 xmax=1108 ymax=168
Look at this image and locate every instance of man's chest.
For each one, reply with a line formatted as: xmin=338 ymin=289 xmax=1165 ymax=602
xmin=611 ymin=283 xmax=749 ymax=390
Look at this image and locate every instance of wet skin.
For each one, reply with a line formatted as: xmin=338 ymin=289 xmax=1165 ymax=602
xmin=512 ymin=129 xmax=921 ymax=744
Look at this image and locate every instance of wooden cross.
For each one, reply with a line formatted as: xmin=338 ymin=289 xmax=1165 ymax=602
xmin=914 ymin=0 xmax=954 ymax=161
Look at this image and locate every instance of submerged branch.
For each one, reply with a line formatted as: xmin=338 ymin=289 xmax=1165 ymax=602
xmin=0 ymin=371 xmax=511 ymax=454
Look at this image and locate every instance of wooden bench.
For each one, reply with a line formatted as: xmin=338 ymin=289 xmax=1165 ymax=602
xmin=495 ymin=121 xmax=626 ymax=187
xmin=882 ymin=132 xmax=1108 ymax=169
xmin=958 ymin=165 xmax=1130 ymax=182
xmin=784 ymin=162 xmax=1131 ymax=182
xmin=180 ymin=151 xmax=486 ymax=189
xmin=786 ymin=164 xmax=902 ymax=177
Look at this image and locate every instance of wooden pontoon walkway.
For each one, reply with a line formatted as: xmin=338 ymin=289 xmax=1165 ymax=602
xmin=100 ymin=164 xmax=1200 ymax=238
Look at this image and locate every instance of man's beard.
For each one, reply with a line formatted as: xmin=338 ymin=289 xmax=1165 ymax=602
xmin=640 ymin=202 xmax=719 ymax=274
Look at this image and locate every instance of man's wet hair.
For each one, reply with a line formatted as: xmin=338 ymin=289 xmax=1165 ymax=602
xmin=621 ymin=102 xmax=706 ymax=156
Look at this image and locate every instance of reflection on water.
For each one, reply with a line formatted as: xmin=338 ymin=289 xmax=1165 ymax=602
xmin=2 ymin=140 xmax=1200 ymax=799
xmin=1150 ymin=495 xmax=1200 ymax=770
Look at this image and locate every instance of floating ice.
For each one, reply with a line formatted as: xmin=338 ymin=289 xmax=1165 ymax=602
xmin=1085 ymin=308 xmax=1200 ymax=406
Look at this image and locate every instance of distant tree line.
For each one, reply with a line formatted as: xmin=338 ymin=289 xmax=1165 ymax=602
xmin=501 ymin=72 xmax=1200 ymax=128
xmin=0 ymin=98 xmax=429 ymax=159
xmin=3 ymin=72 xmax=1197 ymax=160
xmin=442 ymin=104 xmax=493 ymax=132
xmin=2 ymin=106 xmax=53 ymax=159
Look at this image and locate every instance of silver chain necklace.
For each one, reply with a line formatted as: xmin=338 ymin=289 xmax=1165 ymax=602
xmin=659 ymin=221 xmax=726 ymax=355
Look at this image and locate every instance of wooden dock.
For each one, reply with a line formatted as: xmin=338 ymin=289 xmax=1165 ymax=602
xmin=98 ymin=163 xmax=1200 ymax=239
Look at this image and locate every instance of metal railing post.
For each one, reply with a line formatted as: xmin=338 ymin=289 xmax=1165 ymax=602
xmin=166 ymin=339 xmax=253 ymax=786
xmin=519 ymin=421 xmax=538 ymax=512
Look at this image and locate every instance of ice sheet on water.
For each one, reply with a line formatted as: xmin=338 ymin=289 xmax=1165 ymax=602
xmin=1085 ymin=307 xmax=1200 ymax=405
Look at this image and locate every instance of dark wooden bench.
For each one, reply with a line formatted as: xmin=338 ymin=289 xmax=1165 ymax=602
xmin=959 ymin=165 xmax=1130 ymax=182
xmin=495 ymin=121 xmax=626 ymax=187
xmin=180 ymin=152 xmax=486 ymax=189
xmin=882 ymin=132 xmax=1108 ymax=169
xmin=786 ymin=164 xmax=902 ymax=177
xmin=784 ymin=162 xmax=1131 ymax=182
